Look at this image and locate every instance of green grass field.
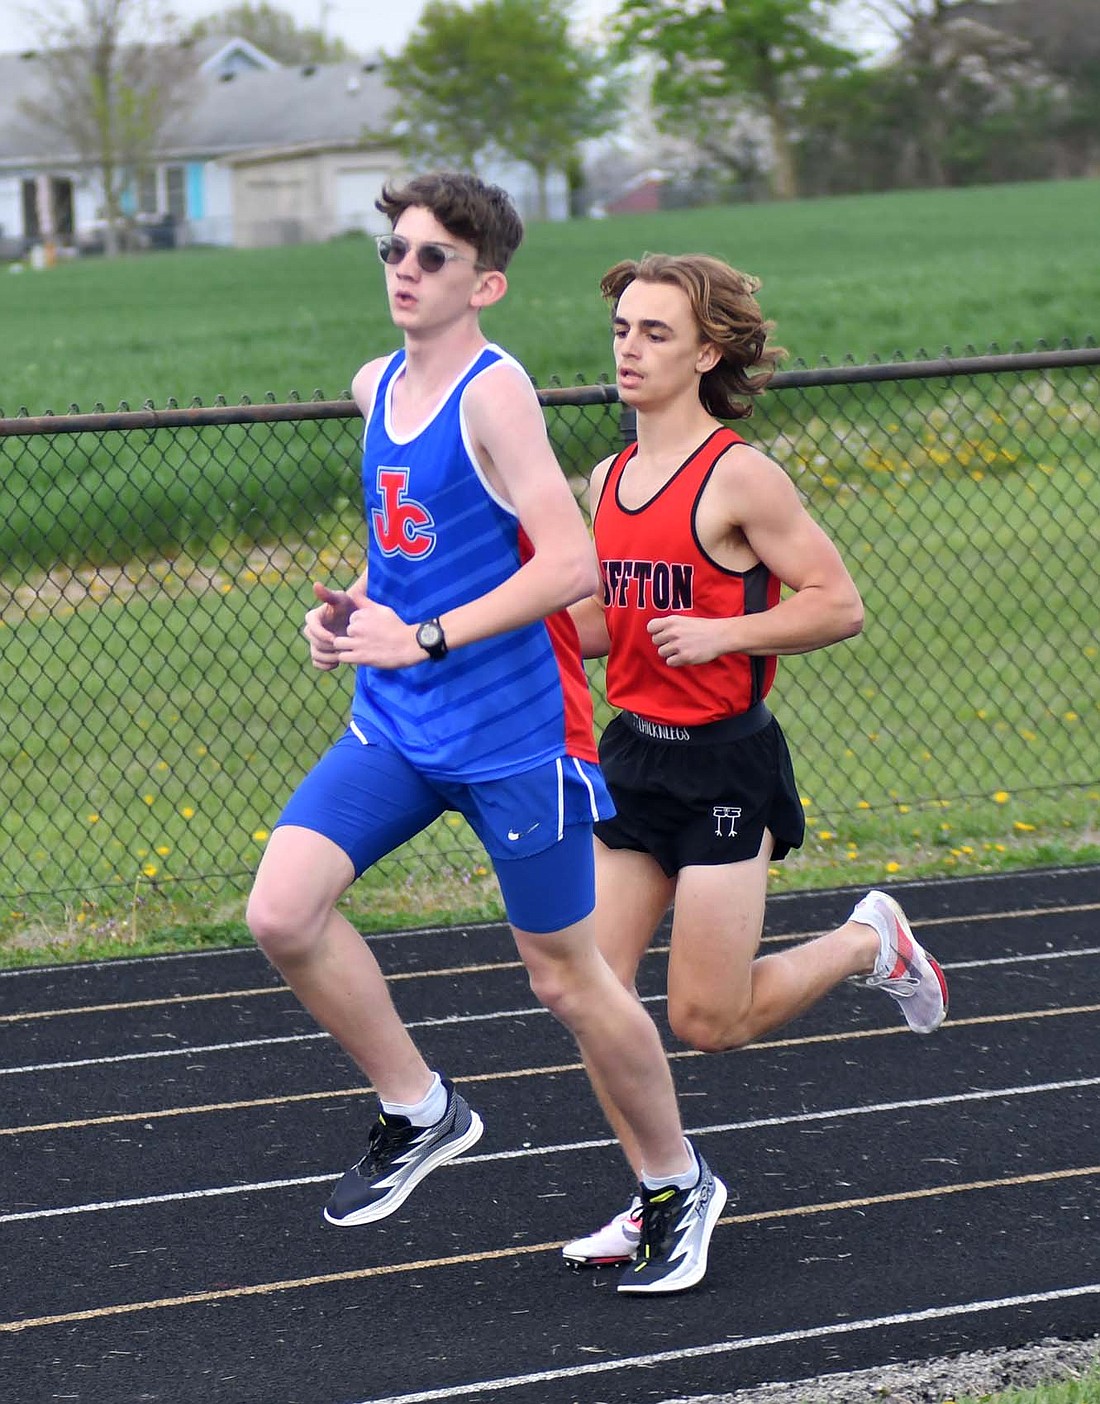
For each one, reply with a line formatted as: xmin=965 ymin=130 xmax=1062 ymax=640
xmin=0 ymin=178 xmax=1098 ymax=965
xmin=1 ymin=178 xmax=1097 ymax=414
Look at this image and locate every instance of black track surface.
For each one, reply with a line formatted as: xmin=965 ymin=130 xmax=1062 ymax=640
xmin=1 ymin=867 xmax=1097 ymax=1404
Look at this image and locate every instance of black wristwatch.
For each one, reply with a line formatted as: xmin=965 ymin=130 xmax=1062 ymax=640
xmin=415 ymin=617 xmax=448 ymax=661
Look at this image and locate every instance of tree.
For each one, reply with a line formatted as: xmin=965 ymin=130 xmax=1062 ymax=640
xmin=610 ymin=0 xmax=857 ymax=200
xmin=19 ymin=0 xmax=195 ymax=255
xmin=187 ymin=2 xmax=353 ymax=64
xmin=947 ymin=0 xmax=1100 ymax=176
xmin=856 ymin=0 xmax=1060 ymax=185
xmin=383 ymin=0 xmax=624 ymax=217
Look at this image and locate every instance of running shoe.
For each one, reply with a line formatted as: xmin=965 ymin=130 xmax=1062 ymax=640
xmin=850 ymin=889 xmax=949 ymax=1034
xmin=562 ymin=1195 xmax=643 ymax=1267
xmin=617 ymin=1151 xmax=727 ymax=1295
xmin=324 ymin=1078 xmax=484 ymax=1226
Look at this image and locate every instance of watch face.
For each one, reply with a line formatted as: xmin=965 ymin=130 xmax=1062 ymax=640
xmin=417 ymin=620 xmax=446 ymax=657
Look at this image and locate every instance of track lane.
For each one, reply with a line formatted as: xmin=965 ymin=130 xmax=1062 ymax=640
xmin=0 ymin=867 xmax=1096 ymax=1404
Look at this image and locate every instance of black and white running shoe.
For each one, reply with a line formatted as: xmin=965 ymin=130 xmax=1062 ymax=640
xmin=324 ymin=1079 xmax=484 ymax=1227
xmin=617 ymin=1149 xmax=727 ymax=1295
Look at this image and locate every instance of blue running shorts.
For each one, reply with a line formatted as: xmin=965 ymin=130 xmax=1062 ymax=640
xmin=274 ymin=726 xmax=614 ymax=934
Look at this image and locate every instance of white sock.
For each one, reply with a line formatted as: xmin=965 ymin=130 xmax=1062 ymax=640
xmin=381 ymin=1072 xmax=447 ymax=1127
xmin=641 ymin=1138 xmax=699 ymax=1193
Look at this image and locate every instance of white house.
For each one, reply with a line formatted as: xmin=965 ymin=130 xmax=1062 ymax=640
xmin=0 ymin=36 xmax=566 ymax=257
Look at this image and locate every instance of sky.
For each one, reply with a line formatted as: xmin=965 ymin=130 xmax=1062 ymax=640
xmin=0 ymin=0 xmax=618 ymax=57
xmin=0 ymin=0 xmax=886 ymax=60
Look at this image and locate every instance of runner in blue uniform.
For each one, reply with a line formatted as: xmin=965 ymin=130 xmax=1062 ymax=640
xmin=246 ymin=174 xmax=724 ymax=1295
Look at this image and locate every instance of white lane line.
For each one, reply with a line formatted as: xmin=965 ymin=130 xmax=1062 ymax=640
xmin=0 ymin=920 xmax=509 ymax=978
xmin=2 ymin=1074 xmax=1095 ymax=1225
xmin=4 ymin=941 xmax=1099 ymax=1029
xmin=2 ymin=896 xmax=1097 ymax=1008
xmin=0 ymin=1004 xmax=553 ymax=1075
xmin=945 ymin=946 xmax=1100 ymax=970
xmin=4 ymin=941 xmax=1099 ymax=1076
xmin=350 ymin=1283 xmax=1100 ymax=1404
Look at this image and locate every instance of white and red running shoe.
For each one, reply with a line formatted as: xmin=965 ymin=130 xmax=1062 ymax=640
xmin=851 ymin=889 xmax=949 ymax=1034
xmin=562 ymin=1195 xmax=643 ymax=1266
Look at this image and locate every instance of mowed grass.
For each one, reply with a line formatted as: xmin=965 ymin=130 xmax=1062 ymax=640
xmin=2 ymin=385 xmax=1097 ymax=965
xmin=1 ymin=177 xmax=1098 ymax=415
xmin=0 ymin=178 xmax=1098 ymax=962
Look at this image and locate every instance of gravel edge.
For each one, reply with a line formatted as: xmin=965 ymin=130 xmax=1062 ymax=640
xmin=659 ymin=1335 xmax=1100 ymax=1404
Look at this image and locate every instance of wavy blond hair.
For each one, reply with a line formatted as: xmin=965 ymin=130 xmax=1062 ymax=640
xmin=601 ymin=253 xmax=786 ymax=419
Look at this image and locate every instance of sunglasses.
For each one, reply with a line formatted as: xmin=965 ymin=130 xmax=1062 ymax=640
xmin=375 ymin=233 xmax=482 ymax=274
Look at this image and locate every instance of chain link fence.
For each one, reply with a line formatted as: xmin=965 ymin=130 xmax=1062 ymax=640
xmin=2 ymin=346 xmax=1098 ymax=934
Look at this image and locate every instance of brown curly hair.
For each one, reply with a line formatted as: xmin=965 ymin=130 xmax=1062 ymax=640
xmin=376 ymin=172 xmax=524 ymax=272
xmin=600 ymin=253 xmax=786 ymax=420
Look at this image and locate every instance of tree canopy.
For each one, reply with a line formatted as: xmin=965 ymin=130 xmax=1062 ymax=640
xmin=611 ymin=0 xmax=857 ymax=199
xmin=384 ymin=0 xmax=623 ymax=216
xmin=19 ymin=0 xmax=194 ymax=254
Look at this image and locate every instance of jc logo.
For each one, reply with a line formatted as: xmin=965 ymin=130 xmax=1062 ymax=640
xmin=372 ymin=467 xmax=436 ymax=558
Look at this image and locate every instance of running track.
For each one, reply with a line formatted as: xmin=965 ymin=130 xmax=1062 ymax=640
xmin=1 ymin=867 xmax=1097 ymax=1404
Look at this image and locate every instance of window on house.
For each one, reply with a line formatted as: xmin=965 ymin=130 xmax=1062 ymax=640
xmin=137 ymin=170 xmax=158 ymax=214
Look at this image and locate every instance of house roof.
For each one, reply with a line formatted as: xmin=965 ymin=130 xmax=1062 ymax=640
xmin=0 ymin=49 xmax=396 ymax=169
xmin=166 ymin=61 xmax=395 ymax=159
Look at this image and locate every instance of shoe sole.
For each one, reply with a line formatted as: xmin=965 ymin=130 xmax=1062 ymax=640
xmin=562 ymin=1247 xmax=637 ymax=1267
xmin=880 ymin=893 xmax=949 ymax=1034
xmin=617 ymin=1176 xmax=728 ymax=1295
xmin=323 ymin=1111 xmax=485 ymax=1227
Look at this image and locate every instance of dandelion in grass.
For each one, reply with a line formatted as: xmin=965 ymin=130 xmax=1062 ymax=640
xmin=87 ymin=813 xmax=100 ymax=824
xmin=885 ymin=861 xmax=901 ymax=874
xmin=1064 ymin=711 xmax=1079 ymax=722
xmin=143 ymin=794 xmax=154 ymax=805
xmin=252 ymin=829 xmax=269 ymax=842
xmin=142 ymin=864 xmax=158 ymax=878
xmin=1014 ymin=821 xmax=1036 ymax=833
xmin=180 ymin=806 xmax=195 ymax=819
xmin=993 ymin=791 xmax=1010 ymax=804
xmin=856 ymin=800 xmax=870 ymax=810
xmin=156 ymin=846 xmax=170 ymax=856
xmin=817 ymin=830 xmax=834 ymax=841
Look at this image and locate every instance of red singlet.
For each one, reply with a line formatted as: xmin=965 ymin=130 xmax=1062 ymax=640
xmin=594 ymin=427 xmax=780 ymax=726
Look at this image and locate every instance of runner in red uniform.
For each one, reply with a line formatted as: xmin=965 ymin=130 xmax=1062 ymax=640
xmin=564 ymin=253 xmax=950 ymax=1270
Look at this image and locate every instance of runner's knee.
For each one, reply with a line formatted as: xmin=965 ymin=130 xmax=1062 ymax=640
xmin=668 ymin=991 xmax=755 ymax=1053
xmin=246 ymin=884 xmax=326 ymax=963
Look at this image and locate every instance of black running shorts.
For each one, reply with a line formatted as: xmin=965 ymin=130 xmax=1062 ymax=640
xmin=594 ymin=705 xmax=806 ymax=877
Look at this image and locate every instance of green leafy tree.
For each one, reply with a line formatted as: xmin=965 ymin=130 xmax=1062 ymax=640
xmin=384 ymin=0 xmax=624 ymax=216
xmin=611 ymin=0 xmax=856 ymax=199
xmin=187 ymin=3 xmax=353 ymax=63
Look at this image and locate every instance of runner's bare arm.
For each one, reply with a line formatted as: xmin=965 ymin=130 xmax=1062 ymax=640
xmin=649 ymin=447 xmax=863 ymax=667
xmin=568 ymin=455 xmax=614 ymax=658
